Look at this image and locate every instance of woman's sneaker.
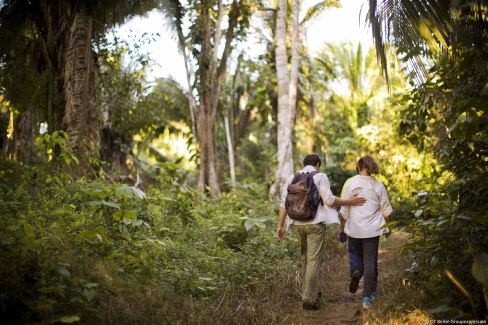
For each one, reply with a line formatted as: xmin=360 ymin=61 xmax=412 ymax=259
xmin=370 ymin=291 xmax=379 ymax=301
xmin=349 ymin=270 xmax=362 ymax=293
xmin=362 ymin=297 xmax=371 ymax=309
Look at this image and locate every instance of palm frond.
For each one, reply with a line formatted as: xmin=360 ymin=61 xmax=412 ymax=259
xmin=301 ymin=0 xmax=340 ymax=26
xmin=367 ymin=0 xmax=488 ymax=86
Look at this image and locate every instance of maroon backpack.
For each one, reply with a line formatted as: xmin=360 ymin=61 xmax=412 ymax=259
xmin=285 ymin=171 xmax=321 ymax=221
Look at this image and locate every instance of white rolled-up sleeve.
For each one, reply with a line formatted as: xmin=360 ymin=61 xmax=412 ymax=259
xmin=380 ymin=184 xmax=393 ymax=217
xmin=318 ymin=173 xmax=337 ymax=207
xmin=339 ymin=178 xmax=352 ymax=220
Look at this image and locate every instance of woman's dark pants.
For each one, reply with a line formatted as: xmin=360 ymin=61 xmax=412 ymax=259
xmin=348 ymin=236 xmax=380 ymax=298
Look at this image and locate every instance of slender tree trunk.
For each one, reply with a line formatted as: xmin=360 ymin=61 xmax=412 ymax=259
xmin=2 ymin=110 xmax=14 ymax=158
xmin=269 ymin=0 xmax=296 ymax=201
xmin=183 ymin=48 xmax=198 ymax=142
xmin=224 ymin=114 xmax=236 ymax=186
xmin=63 ymin=15 xmax=99 ymax=168
xmin=289 ymin=0 xmax=300 ymax=125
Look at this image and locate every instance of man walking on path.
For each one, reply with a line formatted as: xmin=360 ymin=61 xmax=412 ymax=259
xmin=277 ymin=153 xmax=366 ymax=310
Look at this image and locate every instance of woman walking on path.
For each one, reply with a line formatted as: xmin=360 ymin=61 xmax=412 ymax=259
xmin=339 ymin=155 xmax=392 ymax=309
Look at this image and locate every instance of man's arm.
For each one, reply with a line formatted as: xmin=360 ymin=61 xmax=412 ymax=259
xmin=277 ymin=175 xmax=293 ymax=241
xmin=277 ymin=208 xmax=287 ymax=240
xmin=318 ymin=174 xmax=365 ymax=207
xmin=333 ymin=196 xmax=366 ymax=207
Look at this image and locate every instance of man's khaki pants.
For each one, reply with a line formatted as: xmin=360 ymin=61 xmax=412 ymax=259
xmin=292 ymin=223 xmax=326 ymax=305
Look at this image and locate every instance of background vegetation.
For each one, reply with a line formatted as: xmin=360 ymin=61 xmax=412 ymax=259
xmin=1 ymin=0 xmax=487 ymax=323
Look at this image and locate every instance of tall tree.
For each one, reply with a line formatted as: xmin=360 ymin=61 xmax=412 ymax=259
xmin=163 ymin=0 xmax=251 ymax=196
xmin=269 ymin=0 xmax=300 ymax=200
xmin=0 ymin=0 xmax=157 ymax=166
xmin=269 ymin=0 xmax=340 ymax=199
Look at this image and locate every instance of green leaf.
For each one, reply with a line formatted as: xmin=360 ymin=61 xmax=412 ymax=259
xmin=84 ymin=187 xmax=110 ymax=199
xmin=58 ymin=267 xmax=71 ymax=278
xmin=119 ymin=224 xmax=131 ymax=240
xmin=78 ymin=228 xmax=105 ymax=239
xmin=22 ymin=222 xmax=34 ymax=237
xmin=88 ymin=200 xmax=103 ymax=207
xmin=83 ymin=288 xmax=96 ymax=302
xmin=101 ymin=200 xmax=121 ymax=209
xmin=116 ymin=184 xmax=134 ymax=199
xmin=123 ymin=210 xmax=137 ymax=219
xmin=472 ymin=253 xmax=488 ymax=286
xmin=55 ymin=315 xmax=80 ymax=323
xmin=244 ymin=219 xmax=256 ymax=231
xmin=112 ymin=210 xmax=123 ymax=221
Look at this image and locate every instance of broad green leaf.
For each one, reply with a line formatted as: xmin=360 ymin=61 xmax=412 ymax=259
xmin=123 ymin=210 xmax=137 ymax=219
xmin=56 ymin=315 xmax=80 ymax=323
xmin=78 ymin=228 xmax=104 ymax=239
xmin=244 ymin=219 xmax=256 ymax=231
xmin=472 ymin=253 xmax=488 ymax=286
xmin=84 ymin=188 xmax=110 ymax=199
xmin=83 ymin=288 xmax=96 ymax=302
xmin=116 ymin=184 xmax=134 ymax=199
xmin=22 ymin=222 xmax=34 ymax=237
xmin=58 ymin=267 xmax=71 ymax=278
xmin=101 ymin=200 xmax=121 ymax=209
xmin=113 ymin=209 xmax=136 ymax=221
xmin=119 ymin=224 xmax=131 ymax=240
xmin=85 ymin=283 xmax=98 ymax=289
xmin=131 ymin=187 xmax=146 ymax=199
xmin=88 ymin=200 xmax=103 ymax=207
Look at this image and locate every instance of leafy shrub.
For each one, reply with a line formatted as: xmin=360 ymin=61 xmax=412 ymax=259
xmin=0 ymin=158 xmax=296 ymax=323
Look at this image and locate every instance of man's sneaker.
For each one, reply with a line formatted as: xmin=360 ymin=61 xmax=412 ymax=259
xmin=362 ymin=297 xmax=371 ymax=309
xmin=349 ymin=270 xmax=361 ymax=293
xmin=302 ymin=302 xmax=319 ymax=311
xmin=370 ymin=291 xmax=379 ymax=301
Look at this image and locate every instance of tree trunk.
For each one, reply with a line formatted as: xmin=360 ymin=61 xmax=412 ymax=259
xmin=13 ymin=111 xmax=35 ymax=163
xmin=63 ymin=14 xmax=99 ymax=168
xmin=289 ymin=0 xmax=300 ymax=126
xmin=224 ymin=114 xmax=236 ymax=187
xmin=196 ymin=97 xmax=220 ymax=195
xmin=195 ymin=0 xmax=239 ymax=196
xmin=2 ymin=110 xmax=14 ymax=158
xmin=269 ymin=0 xmax=296 ymax=201
xmin=37 ymin=0 xmax=70 ymax=134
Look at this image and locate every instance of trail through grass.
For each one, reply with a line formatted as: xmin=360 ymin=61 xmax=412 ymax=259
xmin=92 ymin=229 xmax=431 ymax=324
xmin=276 ymin=230 xmax=431 ymax=325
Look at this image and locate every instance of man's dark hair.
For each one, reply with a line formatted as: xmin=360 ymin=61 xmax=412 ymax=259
xmin=303 ymin=153 xmax=321 ymax=167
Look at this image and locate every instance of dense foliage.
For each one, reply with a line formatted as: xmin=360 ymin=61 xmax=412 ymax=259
xmin=0 ymin=154 xmax=296 ymax=323
xmin=1 ymin=0 xmax=488 ymax=322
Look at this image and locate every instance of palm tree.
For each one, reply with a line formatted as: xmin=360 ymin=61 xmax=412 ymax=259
xmin=320 ymin=42 xmax=386 ymax=130
xmin=0 ymin=0 xmax=157 ymax=166
xmin=367 ymin=0 xmax=452 ymax=82
xmin=367 ymin=1 xmax=488 ymax=317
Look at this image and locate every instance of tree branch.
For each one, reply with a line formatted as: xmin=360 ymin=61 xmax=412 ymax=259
xmin=216 ymin=0 xmax=238 ymax=82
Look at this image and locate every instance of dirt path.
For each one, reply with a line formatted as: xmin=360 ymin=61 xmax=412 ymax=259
xmin=280 ymin=231 xmax=408 ymax=325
